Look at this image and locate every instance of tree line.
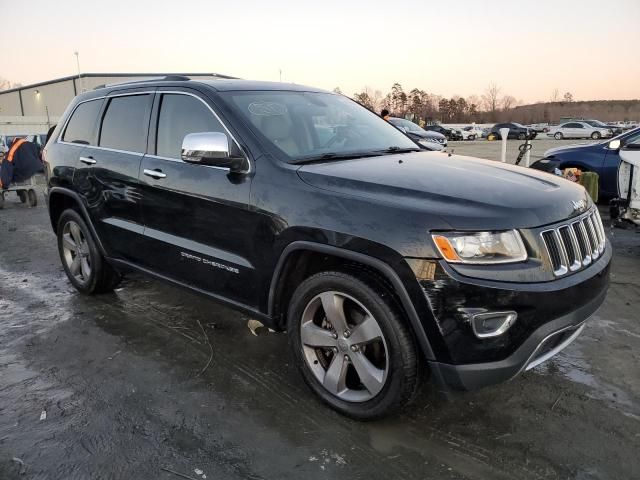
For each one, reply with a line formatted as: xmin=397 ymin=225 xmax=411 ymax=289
xmin=345 ymin=82 xmax=619 ymax=125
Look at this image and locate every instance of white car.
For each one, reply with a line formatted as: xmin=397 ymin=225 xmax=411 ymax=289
xmin=461 ymin=125 xmax=483 ymax=140
xmin=547 ymin=121 xmax=612 ymax=140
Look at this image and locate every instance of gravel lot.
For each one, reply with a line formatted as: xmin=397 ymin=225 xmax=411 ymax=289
xmin=447 ymin=136 xmax=599 ymax=165
xmin=0 ymin=165 xmax=639 ymax=479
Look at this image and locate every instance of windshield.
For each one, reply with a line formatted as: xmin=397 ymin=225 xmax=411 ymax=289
xmin=513 ymin=123 xmax=526 ymax=128
xmin=586 ymin=120 xmax=607 ymax=127
xmin=224 ymin=91 xmax=418 ymax=162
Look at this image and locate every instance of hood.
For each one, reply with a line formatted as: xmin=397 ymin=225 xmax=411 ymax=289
xmin=297 ymin=152 xmax=591 ymax=230
xmin=544 ymin=142 xmax=600 ymax=157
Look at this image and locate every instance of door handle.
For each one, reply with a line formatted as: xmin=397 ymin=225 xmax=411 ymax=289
xmin=143 ymin=169 xmax=167 ymax=179
xmin=79 ymin=156 xmax=96 ymax=165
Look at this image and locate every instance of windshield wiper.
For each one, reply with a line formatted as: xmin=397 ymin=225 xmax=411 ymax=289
xmin=291 ymin=151 xmax=384 ymax=165
xmin=376 ymin=146 xmax=421 ymax=154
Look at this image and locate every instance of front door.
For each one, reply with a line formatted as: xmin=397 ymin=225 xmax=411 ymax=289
xmin=136 ymin=90 xmax=257 ymax=308
xmin=73 ymin=91 xmax=153 ymax=261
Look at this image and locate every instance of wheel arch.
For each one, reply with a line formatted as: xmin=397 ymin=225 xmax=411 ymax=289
xmin=268 ymin=241 xmax=436 ymax=360
xmin=48 ymin=187 xmax=108 ymax=256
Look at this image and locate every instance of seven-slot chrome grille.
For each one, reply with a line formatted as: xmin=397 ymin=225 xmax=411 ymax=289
xmin=540 ymin=208 xmax=606 ymax=277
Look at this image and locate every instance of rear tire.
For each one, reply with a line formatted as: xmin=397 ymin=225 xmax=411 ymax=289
xmin=57 ymin=209 xmax=121 ymax=294
xmin=18 ymin=191 xmax=27 ymax=203
xmin=591 ymin=132 xmax=601 ymax=140
xmin=27 ymin=189 xmax=37 ymax=207
xmin=287 ymin=271 xmax=420 ymax=420
xmin=554 ymin=132 xmax=564 ymax=140
xmin=0 ymin=192 xmax=4 ymax=209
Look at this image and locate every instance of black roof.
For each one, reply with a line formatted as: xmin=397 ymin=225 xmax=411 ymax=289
xmin=86 ymin=78 xmax=330 ymax=96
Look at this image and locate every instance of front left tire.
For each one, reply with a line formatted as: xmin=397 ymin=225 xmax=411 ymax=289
xmin=57 ymin=209 xmax=121 ymax=294
xmin=287 ymin=271 xmax=420 ymax=420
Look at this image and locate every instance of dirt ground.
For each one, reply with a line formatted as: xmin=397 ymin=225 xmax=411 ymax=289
xmin=1 ymin=186 xmax=639 ymax=480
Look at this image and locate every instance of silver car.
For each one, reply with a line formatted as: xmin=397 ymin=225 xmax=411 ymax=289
xmin=547 ymin=121 xmax=612 ymax=140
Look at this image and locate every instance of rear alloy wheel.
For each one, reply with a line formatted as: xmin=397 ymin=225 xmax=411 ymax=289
xmin=288 ymin=271 xmax=419 ymax=419
xmin=591 ymin=131 xmax=601 ymax=140
xmin=554 ymin=132 xmax=564 ymax=140
xmin=518 ymin=133 xmax=526 ymax=140
xmin=57 ymin=209 xmax=121 ymax=294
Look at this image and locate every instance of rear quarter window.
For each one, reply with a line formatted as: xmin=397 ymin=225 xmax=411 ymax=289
xmin=62 ymin=99 xmax=103 ymax=145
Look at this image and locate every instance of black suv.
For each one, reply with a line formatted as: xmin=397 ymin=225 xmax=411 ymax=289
xmin=44 ymin=77 xmax=610 ymax=419
xmin=488 ymin=122 xmax=537 ymax=140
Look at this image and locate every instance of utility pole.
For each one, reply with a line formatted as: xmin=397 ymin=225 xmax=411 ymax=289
xmin=74 ymin=51 xmax=84 ymax=92
xmin=279 ymin=69 xmax=282 ymax=82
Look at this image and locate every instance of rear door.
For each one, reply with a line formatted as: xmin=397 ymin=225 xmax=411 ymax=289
xmin=136 ymin=89 xmax=256 ymax=307
xmin=73 ymin=90 xmax=153 ymax=261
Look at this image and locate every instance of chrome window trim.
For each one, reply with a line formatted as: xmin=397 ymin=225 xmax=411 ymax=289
xmin=56 ymin=89 xmax=251 ymax=174
xmin=145 ymin=154 xmax=233 ymax=172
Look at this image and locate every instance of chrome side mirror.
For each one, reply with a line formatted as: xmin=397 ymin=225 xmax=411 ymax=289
xmin=608 ymin=139 xmax=621 ymax=150
xmin=181 ymin=132 xmax=248 ymax=173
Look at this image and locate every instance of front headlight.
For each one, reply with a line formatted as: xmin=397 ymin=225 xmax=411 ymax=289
xmin=432 ymin=230 xmax=527 ymax=264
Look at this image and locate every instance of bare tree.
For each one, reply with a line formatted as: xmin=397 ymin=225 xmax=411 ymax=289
xmin=333 ymin=87 xmax=342 ymax=94
xmin=482 ymin=83 xmax=501 ymax=113
xmin=0 ymin=77 xmax=21 ymax=91
xmin=501 ymin=95 xmax=517 ymax=111
xmin=550 ymin=88 xmax=560 ymax=102
xmin=563 ymin=91 xmax=574 ymax=103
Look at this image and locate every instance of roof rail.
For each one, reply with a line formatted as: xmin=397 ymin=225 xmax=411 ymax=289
xmin=94 ymin=75 xmax=192 ymax=90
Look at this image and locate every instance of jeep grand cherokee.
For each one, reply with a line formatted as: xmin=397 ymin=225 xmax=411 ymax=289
xmin=43 ymin=77 xmax=610 ymax=419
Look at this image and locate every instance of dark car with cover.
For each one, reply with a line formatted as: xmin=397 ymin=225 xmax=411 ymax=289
xmin=43 ymin=77 xmax=611 ymax=419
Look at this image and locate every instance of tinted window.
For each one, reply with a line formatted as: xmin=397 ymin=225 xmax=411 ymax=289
xmin=156 ymin=94 xmax=226 ymax=159
xmin=564 ymin=123 xmax=578 ymax=128
xmin=99 ymin=95 xmax=151 ymax=152
xmin=62 ymin=99 xmax=102 ymax=145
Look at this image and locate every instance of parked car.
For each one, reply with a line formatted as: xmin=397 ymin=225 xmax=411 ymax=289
xmin=460 ymin=125 xmax=482 ymax=140
xmin=424 ymin=124 xmax=463 ymax=141
xmin=387 ymin=117 xmax=447 ymax=149
xmin=44 ymin=77 xmax=610 ymax=419
xmin=527 ymin=123 xmax=550 ymax=133
xmin=547 ymin=122 xmax=612 ymax=140
xmin=583 ymin=120 xmax=623 ymax=136
xmin=530 ymin=127 xmax=640 ymax=197
xmin=487 ymin=123 xmax=536 ymax=140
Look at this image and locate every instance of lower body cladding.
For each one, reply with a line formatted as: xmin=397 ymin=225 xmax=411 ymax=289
xmin=418 ymin=245 xmax=611 ymax=391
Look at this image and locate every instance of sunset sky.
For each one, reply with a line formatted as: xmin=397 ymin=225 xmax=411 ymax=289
xmin=3 ymin=0 xmax=639 ymax=104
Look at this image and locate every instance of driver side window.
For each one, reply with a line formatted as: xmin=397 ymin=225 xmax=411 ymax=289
xmin=156 ymin=94 xmax=227 ymax=160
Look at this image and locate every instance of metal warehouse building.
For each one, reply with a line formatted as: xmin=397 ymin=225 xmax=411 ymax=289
xmin=0 ymin=73 xmax=234 ymax=134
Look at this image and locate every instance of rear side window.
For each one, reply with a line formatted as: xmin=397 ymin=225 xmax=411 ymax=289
xmin=156 ymin=94 xmax=227 ymax=159
xmin=62 ymin=99 xmax=102 ymax=145
xmin=99 ymin=94 xmax=151 ymax=153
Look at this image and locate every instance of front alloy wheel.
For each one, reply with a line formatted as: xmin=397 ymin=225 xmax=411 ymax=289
xmin=300 ymin=291 xmax=388 ymax=402
xmin=288 ymin=271 xmax=420 ymax=419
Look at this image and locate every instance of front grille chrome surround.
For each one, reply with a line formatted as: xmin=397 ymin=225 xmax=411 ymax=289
xmin=540 ymin=208 xmax=606 ymax=277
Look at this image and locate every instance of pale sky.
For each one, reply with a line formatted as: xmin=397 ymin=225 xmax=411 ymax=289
xmin=2 ymin=0 xmax=639 ymax=103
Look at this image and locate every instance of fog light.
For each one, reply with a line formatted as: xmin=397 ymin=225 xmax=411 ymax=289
xmin=460 ymin=309 xmax=518 ymax=339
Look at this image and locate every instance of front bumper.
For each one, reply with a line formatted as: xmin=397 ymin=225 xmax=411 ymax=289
xmin=422 ymin=244 xmax=610 ymax=391
xmin=429 ymin=287 xmax=604 ymax=391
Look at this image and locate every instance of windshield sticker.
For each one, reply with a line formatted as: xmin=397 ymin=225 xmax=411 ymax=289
xmin=248 ymin=102 xmax=288 ymax=116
